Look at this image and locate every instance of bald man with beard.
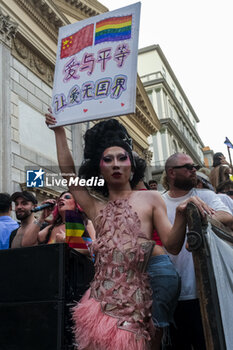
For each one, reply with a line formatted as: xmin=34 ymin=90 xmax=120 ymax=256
xmin=162 ymin=152 xmax=233 ymax=350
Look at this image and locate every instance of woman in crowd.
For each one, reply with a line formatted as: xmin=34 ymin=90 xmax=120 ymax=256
xmin=22 ymin=191 xmax=92 ymax=248
xmin=45 ymin=112 xmax=212 ymax=350
xmin=209 ymin=152 xmax=232 ymax=190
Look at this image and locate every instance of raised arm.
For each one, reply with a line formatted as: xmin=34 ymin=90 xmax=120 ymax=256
xmin=45 ymin=111 xmax=98 ymax=219
xmin=45 ymin=111 xmax=75 ymax=176
xmin=21 ymin=200 xmax=55 ymax=246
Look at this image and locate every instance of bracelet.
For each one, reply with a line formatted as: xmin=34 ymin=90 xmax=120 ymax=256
xmin=34 ymin=219 xmax=43 ymax=227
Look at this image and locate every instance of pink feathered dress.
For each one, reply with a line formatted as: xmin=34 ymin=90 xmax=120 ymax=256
xmin=72 ymin=199 xmax=155 ymax=350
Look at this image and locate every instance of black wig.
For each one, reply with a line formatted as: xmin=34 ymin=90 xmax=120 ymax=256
xmin=78 ymin=119 xmax=146 ymax=196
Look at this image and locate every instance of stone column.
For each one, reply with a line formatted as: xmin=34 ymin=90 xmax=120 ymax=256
xmin=143 ymin=148 xmax=153 ymax=181
xmin=0 ymin=9 xmax=18 ymax=192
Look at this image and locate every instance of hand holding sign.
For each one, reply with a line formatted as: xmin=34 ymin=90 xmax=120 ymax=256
xmin=52 ymin=3 xmax=141 ymax=127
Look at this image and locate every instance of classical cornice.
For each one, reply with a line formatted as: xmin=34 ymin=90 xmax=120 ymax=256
xmin=14 ymin=0 xmax=69 ymax=42
xmin=56 ymin=0 xmax=108 ymax=20
xmin=12 ymin=35 xmax=54 ymax=86
xmin=134 ymin=106 xmax=156 ymax=136
xmin=0 ymin=8 xmax=18 ymax=46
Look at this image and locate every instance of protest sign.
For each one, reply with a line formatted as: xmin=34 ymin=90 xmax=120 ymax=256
xmin=52 ymin=2 xmax=141 ymax=126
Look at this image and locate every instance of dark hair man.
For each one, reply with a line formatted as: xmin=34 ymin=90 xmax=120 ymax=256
xmin=162 ymin=152 xmax=233 ymax=349
xmin=148 ymin=179 xmax=158 ymax=190
xmin=0 ymin=193 xmax=19 ymax=249
xmin=9 ymin=191 xmax=38 ymax=248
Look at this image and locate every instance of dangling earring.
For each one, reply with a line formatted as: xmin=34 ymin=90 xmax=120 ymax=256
xmin=130 ymin=172 xmax=134 ymax=181
xmin=99 ymin=174 xmax=104 ymax=180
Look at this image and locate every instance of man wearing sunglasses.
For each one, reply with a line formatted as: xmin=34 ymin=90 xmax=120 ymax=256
xmin=162 ymin=153 xmax=233 ymax=350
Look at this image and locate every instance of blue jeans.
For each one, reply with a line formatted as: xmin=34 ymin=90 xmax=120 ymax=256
xmin=147 ymin=255 xmax=181 ymax=328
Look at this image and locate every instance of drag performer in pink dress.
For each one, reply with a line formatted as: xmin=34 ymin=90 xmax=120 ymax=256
xmin=73 ymin=198 xmax=155 ymax=349
xmin=45 ymin=113 xmax=212 ymax=350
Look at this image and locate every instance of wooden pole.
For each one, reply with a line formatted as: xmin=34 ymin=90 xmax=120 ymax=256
xmin=227 ymin=146 xmax=232 ymax=168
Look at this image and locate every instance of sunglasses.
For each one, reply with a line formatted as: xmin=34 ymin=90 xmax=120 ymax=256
xmin=172 ymin=164 xmax=200 ymax=171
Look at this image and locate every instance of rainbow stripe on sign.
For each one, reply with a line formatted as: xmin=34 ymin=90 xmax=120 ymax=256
xmin=95 ymin=15 xmax=132 ymax=45
xmin=65 ymin=210 xmax=92 ymax=250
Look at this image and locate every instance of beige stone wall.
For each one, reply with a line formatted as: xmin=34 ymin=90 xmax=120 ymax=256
xmin=9 ymin=55 xmax=73 ymax=193
xmin=0 ymin=1 xmax=160 ymax=194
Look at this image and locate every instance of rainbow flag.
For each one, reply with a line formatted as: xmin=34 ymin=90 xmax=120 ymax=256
xmin=65 ymin=210 xmax=92 ymax=250
xmin=95 ymin=15 xmax=132 ymax=45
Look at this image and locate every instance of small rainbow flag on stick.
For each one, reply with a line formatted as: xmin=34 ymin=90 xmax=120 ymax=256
xmin=65 ymin=210 xmax=92 ymax=250
xmin=95 ymin=15 xmax=132 ymax=45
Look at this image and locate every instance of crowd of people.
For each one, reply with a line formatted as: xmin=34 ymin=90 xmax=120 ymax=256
xmin=0 ymin=112 xmax=233 ymax=349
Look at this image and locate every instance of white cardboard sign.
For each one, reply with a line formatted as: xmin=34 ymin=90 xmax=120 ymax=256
xmin=52 ymin=2 xmax=141 ymax=126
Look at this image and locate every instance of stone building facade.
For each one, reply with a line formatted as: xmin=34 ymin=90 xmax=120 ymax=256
xmin=0 ymin=1 xmax=160 ymax=201
xmin=138 ymin=45 xmax=206 ymax=185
